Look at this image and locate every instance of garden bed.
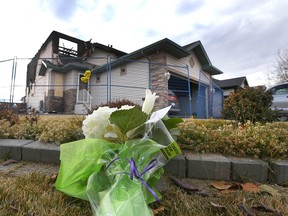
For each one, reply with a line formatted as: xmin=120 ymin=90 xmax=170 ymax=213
xmin=1 ymin=115 xmax=288 ymax=160
xmin=178 ymin=119 xmax=288 ymax=160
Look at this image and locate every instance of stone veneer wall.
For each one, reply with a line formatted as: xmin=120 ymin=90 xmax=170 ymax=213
xmin=64 ymin=89 xmax=77 ymax=113
xmin=45 ymin=89 xmax=64 ymax=113
xmin=150 ymin=54 xmax=169 ymax=110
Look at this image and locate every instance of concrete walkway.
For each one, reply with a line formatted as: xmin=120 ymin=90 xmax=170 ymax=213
xmin=1 ymin=139 xmax=288 ymax=184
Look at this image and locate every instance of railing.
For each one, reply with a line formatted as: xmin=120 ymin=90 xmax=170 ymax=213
xmin=77 ymin=89 xmax=92 ymax=112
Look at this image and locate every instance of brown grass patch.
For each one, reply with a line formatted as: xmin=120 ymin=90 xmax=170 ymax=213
xmin=1 ymin=171 xmax=288 ymax=215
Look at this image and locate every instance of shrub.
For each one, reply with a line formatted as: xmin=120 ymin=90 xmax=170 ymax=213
xmin=178 ymin=119 xmax=288 ymax=159
xmin=37 ymin=118 xmax=84 ymax=144
xmin=0 ymin=108 xmax=19 ymax=126
xmin=13 ymin=122 xmax=44 ymax=140
xmin=0 ymin=115 xmax=84 ymax=144
xmin=0 ymin=120 xmax=13 ymax=138
xmin=222 ymin=86 xmax=276 ymax=123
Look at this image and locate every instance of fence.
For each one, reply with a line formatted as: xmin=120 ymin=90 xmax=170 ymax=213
xmin=0 ymin=56 xmax=223 ymax=118
xmin=198 ymin=70 xmax=224 ymax=118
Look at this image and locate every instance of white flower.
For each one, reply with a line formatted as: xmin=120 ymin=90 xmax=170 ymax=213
xmin=142 ymin=89 xmax=159 ymax=114
xmin=119 ymin=105 xmax=135 ymax=110
xmin=82 ymin=106 xmax=117 ymax=139
xmin=104 ymin=131 xmax=118 ymax=139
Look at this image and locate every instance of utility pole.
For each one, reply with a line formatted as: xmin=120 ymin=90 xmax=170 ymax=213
xmin=9 ymin=56 xmax=17 ymax=106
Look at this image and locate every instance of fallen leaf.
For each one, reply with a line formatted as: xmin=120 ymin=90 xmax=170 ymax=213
xmin=259 ymin=184 xmax=280 ymax=196
xmin=170 ymin=176 xmax=199 ymax=191
xmin=210 ymin=201 xmax=223 ymax=208
xmin=50 ymin=173 xmax=58 ymax=181
xmin=241 ymin=183 xmax=261 ymax=193
xmin=211 ymin=181 xmax=242 ymax=191
xmin=238 ymin=203 xmax=256 ymax=216
xmin=210 ymin=181 xmax=233 ymax=190
xmin=0 ymin=159 xmax=19 ymax=166
xmin=152 ymin=205 xmax=165 ymax=215
xmin=210 ymin=201 xmax=226 ymax=211
xmin=252 ymin=203 xmax=283 ymax=215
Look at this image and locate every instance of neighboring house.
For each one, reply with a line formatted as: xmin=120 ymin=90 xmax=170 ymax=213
xmin=212 ymin=76 xmax=249 ymax=98
xmin=26 ymin=31 xmax=224 ymax=118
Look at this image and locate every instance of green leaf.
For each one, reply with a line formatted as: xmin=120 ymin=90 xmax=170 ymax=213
xmin=109 ymin=107 xmax=148 ymax=135
xmin=162 ymin=117 xmax=183 ymax=141
xmin=162 ymin=118 xmax=183 ymax=130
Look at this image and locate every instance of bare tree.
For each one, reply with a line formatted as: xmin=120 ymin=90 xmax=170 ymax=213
xmin=274 ymin=48 xmax=288 ymax=83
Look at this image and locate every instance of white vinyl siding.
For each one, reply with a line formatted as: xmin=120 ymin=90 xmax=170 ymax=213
xmin=86 ymin=48 xmax=118 ymax=66
xmin=64 ymin=70 xmax=79 ymax=91
xmin=166 ymin=52 xmax=211 ymax=85
xmin=90 ymin=58 xmax=149 ymax=107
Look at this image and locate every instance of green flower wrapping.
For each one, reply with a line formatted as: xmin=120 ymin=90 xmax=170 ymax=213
xmin=55 ymin=89 xmax=183 ymax=215
xmin=86 ymin=139 xmax=165 ymax=216
xmin=56 ymin=138 xmax=165 ymax=215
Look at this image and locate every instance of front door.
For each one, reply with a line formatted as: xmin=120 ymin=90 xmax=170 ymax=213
xmin=77 ymin=73 xmax=89 ymax=103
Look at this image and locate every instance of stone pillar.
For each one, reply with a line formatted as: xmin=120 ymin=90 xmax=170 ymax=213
xmin=150 ymin=54 xmax=168 ymax=110
xmin=64 ymin=89 xmax=77 ymax=113
xmin=45 ymin=89 xmax=64 ymax=113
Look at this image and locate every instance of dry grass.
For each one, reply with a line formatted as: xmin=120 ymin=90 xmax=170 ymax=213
xmin=154 ymin=176 xmax=288 ymax=215
xmin=1 ymin=172 xmax=288 ymax=216
xmin=0 ymin=172 xmax=92 ymax=216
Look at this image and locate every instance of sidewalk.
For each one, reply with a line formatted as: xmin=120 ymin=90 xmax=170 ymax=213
xmin=1 ymin=139 xmax=288 ymax=184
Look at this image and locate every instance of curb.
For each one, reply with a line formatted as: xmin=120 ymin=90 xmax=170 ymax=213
xmin=1 ymin=139 xmax=288 ymax=184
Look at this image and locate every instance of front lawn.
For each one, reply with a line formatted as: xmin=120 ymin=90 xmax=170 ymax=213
xmin=1 ymin=171 xmax=287 ymax=215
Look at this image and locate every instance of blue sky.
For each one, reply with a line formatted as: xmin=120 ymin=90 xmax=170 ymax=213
xmin=0 ymin=0 xmax=288 ymax=101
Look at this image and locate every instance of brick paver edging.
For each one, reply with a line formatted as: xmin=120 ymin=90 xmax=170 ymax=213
xmin=1 ymin=139 xmax=288 ymax=185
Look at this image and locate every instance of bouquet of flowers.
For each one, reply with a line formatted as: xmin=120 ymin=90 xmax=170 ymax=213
xmin=55 ymin=89 xmax=183 ymax=216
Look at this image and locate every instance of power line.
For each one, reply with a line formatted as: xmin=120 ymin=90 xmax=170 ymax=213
xmin=0 ymin=58 xmax=13 ymax=63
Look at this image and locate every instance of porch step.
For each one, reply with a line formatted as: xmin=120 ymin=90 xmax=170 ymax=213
xmin=74 ymin=104 xmax=89 ymax=115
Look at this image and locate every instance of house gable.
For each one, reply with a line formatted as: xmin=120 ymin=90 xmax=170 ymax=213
xmin=92 ymin=38 xmax=223 ymax=77
xmin=183 ymin=41 xmax=223 ymax=75
xmin=92 ymin=38 xmax=190 ymax=74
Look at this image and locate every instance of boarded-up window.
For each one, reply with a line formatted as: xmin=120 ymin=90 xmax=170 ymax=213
xmin=54 ymin=73 xmax=64 ymax=97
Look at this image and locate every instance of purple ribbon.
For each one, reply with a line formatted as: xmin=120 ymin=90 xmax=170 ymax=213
xmin=128 ymin=158 xmax=160 ymax=202
xmin=106 ymin=157 xmax=160 ymax=202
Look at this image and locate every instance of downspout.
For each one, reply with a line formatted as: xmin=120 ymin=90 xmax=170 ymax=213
xmin=186 ymin=65 xmax=193 ymax=116
xmin=106 ymin=55 xmax=109 ymax=103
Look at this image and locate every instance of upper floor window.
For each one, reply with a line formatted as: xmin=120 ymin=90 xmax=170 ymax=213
xmin=59 ymin=38 xmax=78 ymax=57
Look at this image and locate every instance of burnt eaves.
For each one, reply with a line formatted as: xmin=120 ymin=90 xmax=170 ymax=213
xmin=93 ymin=42 xmax=127 ymax=57
xmin=39 ymin=60 xmax=94 ymax=74
xmin=35 ymin=31 xmax=87 ymax=58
